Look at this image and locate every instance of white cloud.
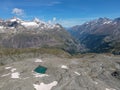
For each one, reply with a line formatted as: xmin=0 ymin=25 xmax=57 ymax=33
xmin=12 ymin=8 xmax=24 ymax=16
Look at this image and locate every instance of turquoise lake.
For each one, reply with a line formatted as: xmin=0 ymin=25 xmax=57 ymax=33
xmin=34 ymin=65 xmax=47 ymax=74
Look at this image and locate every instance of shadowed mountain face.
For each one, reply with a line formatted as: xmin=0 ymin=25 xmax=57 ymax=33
xmin=0 ymin=17 xmax=80 ymax=54
xmin=68 ymin=17 xmax=120 ymax=54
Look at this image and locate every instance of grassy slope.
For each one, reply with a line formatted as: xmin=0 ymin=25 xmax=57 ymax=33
xmin=0 ymin=47 xmax=70 ymax=57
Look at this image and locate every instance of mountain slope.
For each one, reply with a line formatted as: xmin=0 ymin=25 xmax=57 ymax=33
xmin=68 ymin=17 xmax=120 ymax=54
xmin=0 ymin=17 xmax=79 ymax=54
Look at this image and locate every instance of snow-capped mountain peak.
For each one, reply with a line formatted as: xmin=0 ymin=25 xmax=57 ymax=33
xmin=84 ymin=17 xmax=112 ymax=26
xmin=8 ymin=17 xmax=22 ymax=23
xmin=21 ymin=21 xmax=39 ymax=28
xmin=0 ymin=17 xmax=62 ymax=33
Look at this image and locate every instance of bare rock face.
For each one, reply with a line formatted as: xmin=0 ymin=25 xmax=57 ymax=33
xmin=0 ymin=54 xmax=120 ymax=90
xmin=111 ymin=70 xmax=120 ymax=80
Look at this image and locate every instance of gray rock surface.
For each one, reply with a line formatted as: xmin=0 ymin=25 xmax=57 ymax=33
xmin=0 ymin=54 xmax=120 ymax=90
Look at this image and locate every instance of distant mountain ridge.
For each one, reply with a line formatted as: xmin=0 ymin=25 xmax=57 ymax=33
xmin=0 ymin=17 xmax=120 ymax=54
xmin=68 ymin=17 xmax=120 ymax=54
xmin=0 ymin=17 xmax=61 ymax=33
xmin=0 ymin=17 xmax=80 ymax=54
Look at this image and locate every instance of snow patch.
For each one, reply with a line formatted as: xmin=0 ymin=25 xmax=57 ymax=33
xmin=9 ymin=18 xmax=22 ymax=23
xmin=11 ymin=68 xmax=16 ymax=72
xmin=11 ymin=72 xmax=20 ymax=79
xmin=33 ymin=81 xmax=58 ymax=90
xmin=74 ymin=72 xmax=81 ymax=76
xmin=5 ymin=67 xmax=12 ymax=70
xmin=103 ymin=21 xmax=112 ymax=24
xmin=1 ymin=73 xmax=11 ymax=77
xmin=21 ymin=22 xmax=39 ymax=27
xmin=106 ymin=88 xmax=116 ymax=90
xmin=33 ymin=73 xmax=49 ymax=78
xmin=35 ymin=58 xmax=43 ymax=63
xmin=61 ymin=65 xmax=68 ymax=69
xmin=0 ymin=26 xmax=4 ymax=29
xmin=10 ymin=18 xmax=17 ymax=22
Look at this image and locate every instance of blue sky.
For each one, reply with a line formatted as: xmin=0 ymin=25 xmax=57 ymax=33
xmin=0 ymin=0 xmax=120 ymax=27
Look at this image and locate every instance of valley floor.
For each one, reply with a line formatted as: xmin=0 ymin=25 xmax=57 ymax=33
xmin=0 ymin=54 xmax=120 ymax=90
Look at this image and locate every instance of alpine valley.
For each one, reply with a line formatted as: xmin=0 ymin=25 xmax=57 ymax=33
xmin=68 ymin=17 xmax=120 ymax=54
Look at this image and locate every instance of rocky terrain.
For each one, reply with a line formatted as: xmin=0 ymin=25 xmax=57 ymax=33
xmin=0 ymin=53 xmax=120 ymax=90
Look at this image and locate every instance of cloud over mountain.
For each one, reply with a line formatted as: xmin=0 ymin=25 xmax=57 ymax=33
xmin=12 ymin=8 xmax=25 ymax=16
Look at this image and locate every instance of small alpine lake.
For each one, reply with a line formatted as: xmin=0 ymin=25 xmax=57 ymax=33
xmin=34 ymin=65 xmax=47 ymax=74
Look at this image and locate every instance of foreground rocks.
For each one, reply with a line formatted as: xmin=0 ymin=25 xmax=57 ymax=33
xmin=0 ymin=54 xmax=120 ymax=90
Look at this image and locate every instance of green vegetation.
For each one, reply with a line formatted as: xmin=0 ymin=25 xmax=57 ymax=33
xmin=0 ymin=47 xmax=71 ymax=57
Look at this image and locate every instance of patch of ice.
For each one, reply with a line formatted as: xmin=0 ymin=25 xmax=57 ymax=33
xmin=106 ymin=88 xmax=116 ymax=90
xmin=1 ymin=73 xmax=11 ymax=77
xmin=35 ymin=59 xmax=43 ymax=63
xmin=74 ymin=72 xmax=81 ymax=76
xmin=21 ymin=22 xmax=39 ymax=27
xmin=11 ymin=72 xmax=20 ymax=79
xmin=11 ymin=68 xmax=16 ymax=72
xmin=33 ymin=73 xmax=49 ymax=78
xmin=0 ymin=26 xmax=4 ymax=29
xmin=103 ymin=21 xmax=112 ymax=24
xmin=5 ymin=67 xmax=12 ymax=70
xmin=61 ymin=65 xmax=68 ymax=69
xmin=10 ymin=18 xmax=18 ymax=22
xmin=33 ymin=81 xmax=58 ymax=90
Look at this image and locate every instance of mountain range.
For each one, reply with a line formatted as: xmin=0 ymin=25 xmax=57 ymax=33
xmin=0 ymin=17 xmax=120 ymax=54
xmin=68 ymin=17 xmax=120 ymax=54
xmin=0 ymin=17 xmax=79 ymax=54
